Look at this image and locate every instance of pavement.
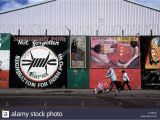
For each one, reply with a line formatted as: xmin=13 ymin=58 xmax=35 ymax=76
xmin=0 ymin=88 xmax=160 ymax=109
xmin=1 ymin=89 xmax=160 ymax=119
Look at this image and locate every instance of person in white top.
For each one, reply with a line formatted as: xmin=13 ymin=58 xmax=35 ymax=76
xmin=122 ymin=70 xmax=131 ymax=90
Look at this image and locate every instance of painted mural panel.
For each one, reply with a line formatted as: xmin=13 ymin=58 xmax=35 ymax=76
xmin=141 ymin=36 xmax=160 ymax=89
xmin=70 ymin=36 xmax=86 ymax=68
xmin=142 ymin=70 xmax=160 ymax=89
xmin=67 ymin=36 xmax=89 ymax=88
xmin=90 ymin=69 xmax=141 ymax=89
xmin=67 ymin=69 xmax=89 ymax=88
xmin=0 ymin=33 xmax=10 ymax=50
xmin=10 ymin=36 xmax=67 ymax=88
xmin=144 ymin=37 xmax=160 ymax=69
xmin=0 ymin=33 xmax=10 ymax=88
xmin=90 ymin=37 xmax=140 ymax=68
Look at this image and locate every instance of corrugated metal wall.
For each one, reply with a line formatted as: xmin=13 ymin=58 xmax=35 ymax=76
xmin=0 ymin=0 xmax=159 ymax=35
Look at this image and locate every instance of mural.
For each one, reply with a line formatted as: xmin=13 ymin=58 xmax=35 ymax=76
xmin=70 ymin=36 xmax=86 ymax=68
xmin=145 ymin=37 xmax=160 ymax=69
xmin=90 ymin=69 xmax=141 ymax=89
xmin=0 ymin=33 xmax=10 ymax=88
xmin=10 ymin=36 xmax=67 ymax=88
xmin=90 ymin=37 xmax=140 ymax=68
xmin=141 ymin=36 xmax=160 ymax=89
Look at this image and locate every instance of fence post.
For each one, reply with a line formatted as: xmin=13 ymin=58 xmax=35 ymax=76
xmin=96 ymin=30 xmax=99 ymax=36
xmin=122 ymin=30 xmax=124 ymax=36
xmin=45 ymin=29 xmax=47 ymax=36
xmin=150 ymin=30 xmax=153 ymax=36
xmin=18 ymin=29 xmax=20 ymax=35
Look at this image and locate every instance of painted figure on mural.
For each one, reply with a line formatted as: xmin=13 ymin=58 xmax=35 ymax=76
xmin=91 ymin=37 xmax=139 ymax=68
xmin=145 ymin=37 xmax=160 ymax=69
xmin=91 ymin=43 xmax=117 ymax=66
xmin=70 ymin=37 xmax=86 ymax=68
xmin=149 ymin=37 xmax=160 ymax=65
xmin=71 ymin=39 xmax=77 ymax=53
xmin=117 ymin=41 xmax=139 ymax=68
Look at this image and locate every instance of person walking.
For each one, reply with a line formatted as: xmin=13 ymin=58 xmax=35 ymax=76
xmin=122 ymin=70 xmax=131 ymax=90
xmin=106 ymin=67 xmax=120 ymax=92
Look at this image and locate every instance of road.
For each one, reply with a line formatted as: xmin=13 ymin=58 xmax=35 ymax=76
xmin=1 ymin=90 xmax=160 ymax=119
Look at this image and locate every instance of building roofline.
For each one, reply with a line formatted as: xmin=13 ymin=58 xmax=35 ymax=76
xmin=124 ymin=0 xmax=160 ymax=12
xmin=0 ymin=0 xmax=56 ymax=15
xmin=0 ymin=0 xmax=159 ymax=15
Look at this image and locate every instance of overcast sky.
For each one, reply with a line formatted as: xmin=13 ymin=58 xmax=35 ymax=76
xmin=0 ymin=0 xmax=160 ymax=11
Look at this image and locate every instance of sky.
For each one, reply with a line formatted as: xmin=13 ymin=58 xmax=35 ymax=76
xmin=130 ymin=0 xmax=160 ymax=10
xmin=0 ymin=0 xmax=45 ymax=11
xmin=0 ymin=0 xmax=160 ymax=11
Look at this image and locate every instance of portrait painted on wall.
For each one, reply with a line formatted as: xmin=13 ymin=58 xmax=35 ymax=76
xmin=145 ymin=37 xmax=160 ymax=69
xmin=70 ymin=36 xmax=86 ymax=68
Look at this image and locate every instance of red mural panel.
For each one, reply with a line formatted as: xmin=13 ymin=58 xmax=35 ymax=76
xmin=90 ymin=69 xmax=141 ymax=89
xmin=0 ymin=71 xmax=9 ymax=88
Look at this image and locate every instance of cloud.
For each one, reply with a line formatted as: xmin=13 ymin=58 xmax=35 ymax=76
xmin=0 ymin=0 xmax=11 ymax=2
xmin=0 ymin=0 xmax=46 ymax=11
xmin=28 ymin=0 xmax=46 ymax=4
xmin=16 ymin=0 xmax=28 ymax=5
xmin=1 ymin=0 xmax=24 ymax=11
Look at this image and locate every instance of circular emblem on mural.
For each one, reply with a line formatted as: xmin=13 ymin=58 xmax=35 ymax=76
xmin=20 ymin=46 xmax=58 ymax=82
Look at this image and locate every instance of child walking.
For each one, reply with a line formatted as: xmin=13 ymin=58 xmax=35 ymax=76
xmin=122 ymin=70 xmax=131 ymax=90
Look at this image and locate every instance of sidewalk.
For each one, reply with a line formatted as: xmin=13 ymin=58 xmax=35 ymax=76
xmin=0 ymin=88 xmax=160 ymax=98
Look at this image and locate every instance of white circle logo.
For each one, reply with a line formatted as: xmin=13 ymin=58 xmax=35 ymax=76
xmin=20 ymin=46 xmax=58 ymax=82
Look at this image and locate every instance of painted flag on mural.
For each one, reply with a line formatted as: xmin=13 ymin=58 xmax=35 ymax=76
xmin=0 ymin=33 xmax=10 ymax=88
